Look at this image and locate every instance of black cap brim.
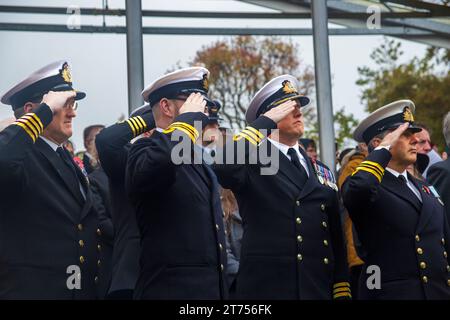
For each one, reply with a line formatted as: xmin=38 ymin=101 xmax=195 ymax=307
xmin=75 ymin=91 xmax=86 ymax=101
xmin=385 ymin=122 xmax=422 ymax=134
xmin=177 ymin=89 xmax=215 ymax=107
xmin=204 ymin=96 xmax=215 ymax=107
xmin=294 ymin=95 xmax=311 ymax=107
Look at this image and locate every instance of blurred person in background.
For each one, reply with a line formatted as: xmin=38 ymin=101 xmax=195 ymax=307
xmin=428 ymin=111 xmax=450 ymax=223
xmin=221 ymin=188 xmax=241 ymax=298
xmin=83 ymin=124 xmax=105 ymax=174
xmin=299 ymin=138 xmax=318 ymax=161
xmin=337 ymin=142 xmax=368 ymax=299
xmin=96 ymin=103 xmax=155 ymax=299
xmin=415 ymin=123 xmax=442 ymax=178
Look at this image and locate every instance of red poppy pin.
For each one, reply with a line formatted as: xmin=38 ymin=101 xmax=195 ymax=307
xmin=422 ymin=185 xmax=430 ymax=194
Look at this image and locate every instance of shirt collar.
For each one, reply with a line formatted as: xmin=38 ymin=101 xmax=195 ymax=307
xmin=39 ymin=136 xmax=61 ymax=152
xmin=386 ymin=167 xmax=408 ymax=181
xmin=267 ymin=138 xmax=304 ymax=159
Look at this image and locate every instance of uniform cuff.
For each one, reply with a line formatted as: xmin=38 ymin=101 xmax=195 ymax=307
xmin=12 ymin=103 xmax=53 ymax=142
xmin=175 ymin=112 xmax=208 ymax=128
xmin=141 ymin=112 xmax=156 ymax=130
xmin=333 ymin=282 xmax=352 ymax=300
xmin=352 ymin=149 xmax=391 ymax=183
xmin=366 ymin=148 xmax=392 ymax=169
xmin=232 ymin=116 xmax=277 ymax=146
xmin=250 ymin=115 xmax=277 ymax=131
xmin=125 ymin=113 xmax=156 ymax=137
xmin=34 ymin=103 xmax=53 ymax=128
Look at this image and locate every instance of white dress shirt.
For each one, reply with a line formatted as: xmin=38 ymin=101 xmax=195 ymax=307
xmin=267 ymin=138 xmax=309 ymax=177
xmin=386 ymin=167 xmax=422 ymax=202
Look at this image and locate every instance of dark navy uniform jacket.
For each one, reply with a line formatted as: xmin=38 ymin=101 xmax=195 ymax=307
xmin=213 ymin=116 xmax=350 ymax=300
xmin=89 ymin=167 xmax=114 ymax=299
xmin=428 ymin=158 xmax=450 ymax=224
xmin=126 ymin=112 xmax=227 ymax=300
xmin=0 ymin=103 xmax=102 ymax=299
xmin=95 ymin=112 xmax=154 ymax=298
xmin=342 ymin=148 xmax=450 ymax=300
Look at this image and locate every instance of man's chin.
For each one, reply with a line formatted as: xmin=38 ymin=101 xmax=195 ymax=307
xmin=63 ymin=130 xmax=73 ymax=140
xmin=406 ymin=155 xmax=417 ymax=165
xmin=294 ymin=129 xmax=304 ymax=139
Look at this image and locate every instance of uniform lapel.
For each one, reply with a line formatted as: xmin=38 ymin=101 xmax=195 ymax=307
xmin=203 ymin=164 xmax=221 ymax=210
xmin=298 ymin=147 xmax=319 ymax=199
xmin=382 ymin=171 xmax=422 ymax=213
xmin=266 ymin=140 xmax=305 ymax=192
xmin=70 ymin=155 xmax=93 ymax=220
xmin=191 ymin=145 xmax=212 ymax=188
xmin=410 ymin=176 xmax=435 ymax=234
xmin=80 ymin=186 xmax=93 ymax=220
xmin=69 ymin=150 xmax=89 ymax=196
xmin=35 ymin=138 xmax=85 ymax=206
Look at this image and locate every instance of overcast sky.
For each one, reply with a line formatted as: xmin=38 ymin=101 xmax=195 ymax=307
xmin=0 ymin=0 xmax=429 ymax=150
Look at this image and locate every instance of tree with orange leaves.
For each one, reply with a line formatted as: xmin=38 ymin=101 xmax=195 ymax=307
xmin=191 ymin=36 xmax=315 ymax=129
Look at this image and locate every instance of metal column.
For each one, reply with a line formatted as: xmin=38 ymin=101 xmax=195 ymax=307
xmin=125 ymin=0 xmax=144 ymax=113
xmin=311 ymin=0 xmax=336 ymax=170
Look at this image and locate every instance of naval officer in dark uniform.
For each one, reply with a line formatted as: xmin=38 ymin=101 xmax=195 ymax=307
xmin=213 ymin=75 xmax=350 ymax=300
xmin=342 ymin=100 xmax=450 ymax=300
xmin=126 ymin=67 xmax=227 ymax=300
xmin=95 ymin=104 xmax=155 ymax=299
xmin=0 ymin=61 xmax=102 ymax=299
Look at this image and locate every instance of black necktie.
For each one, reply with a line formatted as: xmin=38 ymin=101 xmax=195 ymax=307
xmin=397 ymin=174 xmax=422 ymax=207
xmin=398 ymin=175 xmax=407 ymax=185
xmin=56 ymin=147 xmax=84 ymax=201
xmin=287 ymin=148 xmax=308 ymax=187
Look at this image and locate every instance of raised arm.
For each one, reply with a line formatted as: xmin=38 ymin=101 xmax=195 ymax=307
xmin=126 ymin=93 xmax=208 ymax=196
xmin=96 ymin=112 xmax=155 ymax=181
xmin=342 ymin=123 xmax=410 ymax=220
xmin=213 ymin=100 xmax=296 ymax=191
xmin=0 ymin=91 xmax=75 ymax=193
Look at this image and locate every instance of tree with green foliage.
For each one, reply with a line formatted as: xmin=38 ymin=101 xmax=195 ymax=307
xmin=357 ymin=38 xmax=450 ymax=150
xmin=302 ymin=106 xmax=359 ymax=151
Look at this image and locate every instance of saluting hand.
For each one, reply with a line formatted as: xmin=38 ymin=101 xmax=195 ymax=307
xmin=262 ymin=100 xmax=297 ymax=123
xmin=379 ymin=122 xmax=410 ymax=149
xmin=179 ymin=92 xmax=207 ymax=115
xmin=42 ymin=91 xmax=76 ymax=113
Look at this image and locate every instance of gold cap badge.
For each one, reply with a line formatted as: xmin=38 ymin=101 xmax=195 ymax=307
xmin=403 ymin=106 xmax=414 ymax=122
xmin=202 ymin=73 xmax=209 ymax=91
xmin=60 ymin=62 xmax=72 ymax=83
xmin=282 ymin=80 xmax=297 ymax=94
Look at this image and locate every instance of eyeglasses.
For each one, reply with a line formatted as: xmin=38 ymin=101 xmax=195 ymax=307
xmin=64 ymin=100 xmax=78 ymax=111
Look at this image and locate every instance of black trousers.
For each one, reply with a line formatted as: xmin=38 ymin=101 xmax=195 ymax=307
xmin=350 ymin=264 xmax=363 ymax=300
